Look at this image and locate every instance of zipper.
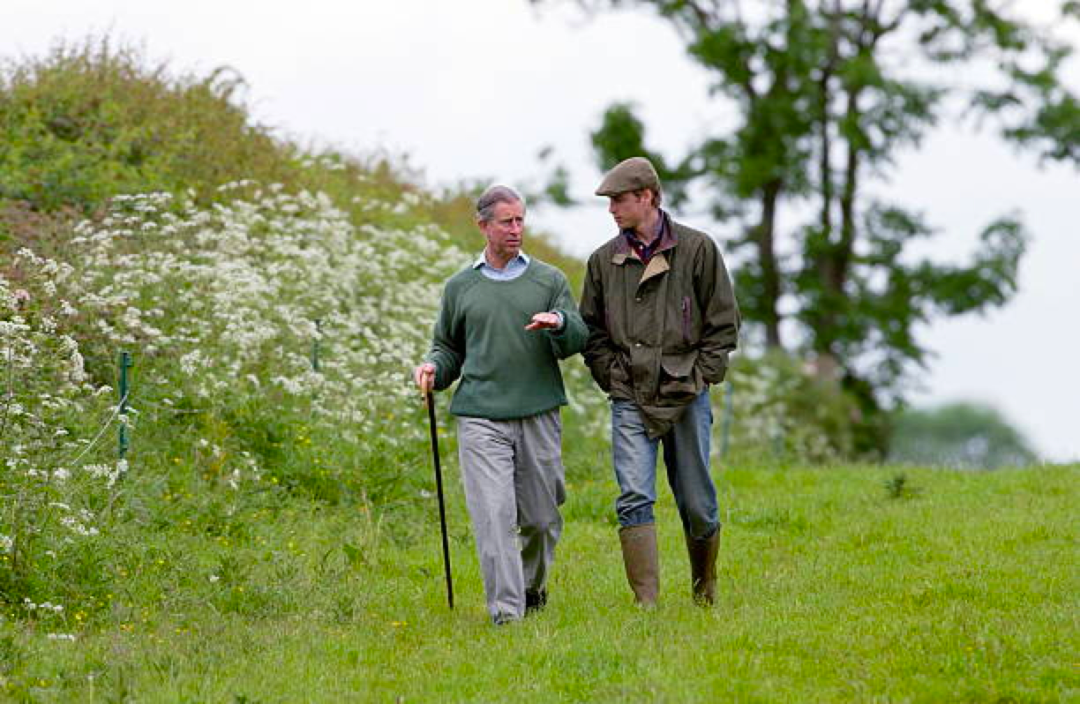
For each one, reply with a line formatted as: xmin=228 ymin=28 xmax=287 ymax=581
xmin=681 ymin=296 xmax=691 ymax=344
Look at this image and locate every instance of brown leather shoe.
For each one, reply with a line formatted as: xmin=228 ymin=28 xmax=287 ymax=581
xmin=619 ymin=524 xmax=659 ymax=606
xmin=686 ymin=529 xmax=720 ymax=606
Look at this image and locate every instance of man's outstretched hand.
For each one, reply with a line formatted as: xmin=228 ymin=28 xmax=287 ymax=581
xmin=525 ymin=312 xmax=561 ymax=331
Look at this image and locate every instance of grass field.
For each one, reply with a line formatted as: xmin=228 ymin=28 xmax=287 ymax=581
xmin=3 ymin=40 xmax=1075 ymax=704
xmin=2 ymin=461 xmax=1075 ymax=703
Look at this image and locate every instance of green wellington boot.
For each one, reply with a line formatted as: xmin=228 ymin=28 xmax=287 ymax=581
xmin=686 ymin=529 xmax=720 ymax=606
xmin=619 ymin=524 xmax=659 ymax=607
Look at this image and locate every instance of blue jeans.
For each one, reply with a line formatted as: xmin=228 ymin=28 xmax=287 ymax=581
xmin=611 ymin=391 xmax=718 ymax=540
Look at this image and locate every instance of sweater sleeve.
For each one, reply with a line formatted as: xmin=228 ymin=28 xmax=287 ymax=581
xmin=545 ymin=270 xmax=588 ymax=360
xmin=426 ymin=281 xmax=465 ymax=391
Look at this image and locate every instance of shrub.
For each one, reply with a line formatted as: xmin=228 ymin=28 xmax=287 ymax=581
xmin=1 ymin=179 xmax=482 ymax=614
xmin=0 ymin=38 xmax=295 ymax=215
xmin=0 ymin=251 xmax=120 ymax=620
xmin=888 ymin=401 xmax=1039 ymax=468
xmin=718 ymin=351 xmax=863 ymax=463
xmin=60 ymin=183 xmax=471 ymax=482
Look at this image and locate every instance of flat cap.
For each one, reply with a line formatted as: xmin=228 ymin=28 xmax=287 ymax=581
xmin=595 ymin=156 xmax=661 ymax=197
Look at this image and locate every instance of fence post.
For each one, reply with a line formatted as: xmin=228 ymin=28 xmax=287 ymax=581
xmin=720 ymin=380 xmax=734 ymax=459
xmin=771 ymin=426 xmax=785 ymax=457
xmin=311 ymin=318 xmax=322 ymax=373
xmin=118 ymin=351 xmax=133 ymax=459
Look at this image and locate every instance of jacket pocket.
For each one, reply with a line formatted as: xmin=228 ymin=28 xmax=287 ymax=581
xmin=610 ymin=353 xmax=630 ymax=386
xmin=659 ymin=350 xmax=700 ymax=402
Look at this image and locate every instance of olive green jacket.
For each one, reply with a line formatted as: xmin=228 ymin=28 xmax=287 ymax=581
xmin=580 ymin=214 xmax=740 ymax=438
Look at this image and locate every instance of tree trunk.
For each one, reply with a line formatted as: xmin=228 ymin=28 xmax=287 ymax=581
xmin=836 ymin=86 xmax=860 ymax=294
xmin=756 ymin=179 xmax=783 ymax=349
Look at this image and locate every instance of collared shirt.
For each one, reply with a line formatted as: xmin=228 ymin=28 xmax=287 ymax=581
xmin=473 ymin=251 xmax=531 ymax=281
xmin=621 ymin=210 xmax=672 ymax=264
xmin=472 ymin=250 xmax=564 ymax=330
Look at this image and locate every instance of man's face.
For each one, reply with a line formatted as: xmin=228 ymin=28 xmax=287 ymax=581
xmin=479 ymin=200 xmax=525 ymax=262
xmin=607 ymin=189 xmax=652 ymax=231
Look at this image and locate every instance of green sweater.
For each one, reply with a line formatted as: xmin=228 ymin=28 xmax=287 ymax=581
xmin=427 ymin=259 xmax=588 ymax=420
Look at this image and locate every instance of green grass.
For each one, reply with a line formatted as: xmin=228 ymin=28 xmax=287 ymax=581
xmin=4 ymin=34 xmax=1072 ymax=703
xmin=2 ymin=462 xmax=1075 ymax=702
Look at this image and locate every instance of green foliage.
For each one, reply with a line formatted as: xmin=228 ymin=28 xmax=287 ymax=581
xmin=722 ymin=351 xmax=864 ymax=463
xmin=0 ymin=250 xmax=121 ymax=614
xmin=0 ymin=38 xmax=600 ymax=624
xmin=889 ymin=401 xmax=1039 ymax=469
xmin=3 ymin=32 xmax=1070 ymax=701
xmin=558 ymin=0 xmax=1075 ymax=453
xmin=590 ymin=102 xmax=702 ymax=208
xmin=0 ymin=184 xmax=467 ymax=617
xmin=883 ymin=472 xmax=922 ymax=499
xmin=969 ymin=4 xmax=1080 ymax=167
xmin=0 ymin=38 xmax=296 ymax=214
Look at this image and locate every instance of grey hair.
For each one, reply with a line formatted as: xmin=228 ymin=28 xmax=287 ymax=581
xmin=475 ymin=184 xmax=526 ymax=223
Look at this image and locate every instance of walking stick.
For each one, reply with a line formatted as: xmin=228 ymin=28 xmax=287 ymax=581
xmin=426 ymin=391 xmax=454 ymax=609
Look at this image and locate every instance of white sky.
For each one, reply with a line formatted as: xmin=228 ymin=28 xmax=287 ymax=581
xmin=6 ymin=0 xmax=1078 ymax=462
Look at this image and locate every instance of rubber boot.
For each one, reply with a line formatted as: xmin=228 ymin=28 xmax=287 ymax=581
xmin=619 ymin=524 xmax=659 ymax=607
xmin=685 ymin=529 xmax=720 ymax=606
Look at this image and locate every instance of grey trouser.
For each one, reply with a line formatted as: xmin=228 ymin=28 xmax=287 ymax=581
xmin=457 ymin=409 xmax=566 ymax=620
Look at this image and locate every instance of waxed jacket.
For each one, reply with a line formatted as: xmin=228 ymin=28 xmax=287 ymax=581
xmin=579 ymin=213 xmax=740 ymax=438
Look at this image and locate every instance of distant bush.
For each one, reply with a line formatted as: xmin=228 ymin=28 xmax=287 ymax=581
xmin=888 ymin=401 xmax=1038 ymax=469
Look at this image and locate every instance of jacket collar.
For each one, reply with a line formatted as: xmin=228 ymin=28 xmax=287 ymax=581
xmin=611 ymin=210 xmax=678 ymax=265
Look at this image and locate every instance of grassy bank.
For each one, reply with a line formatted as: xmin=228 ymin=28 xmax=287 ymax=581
xmin=2 ymin=462 xmax=1075 ymax=702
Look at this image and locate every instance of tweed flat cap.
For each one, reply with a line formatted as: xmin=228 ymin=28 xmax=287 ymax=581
xmin=595 ymin=156 xmax=661 ymax=196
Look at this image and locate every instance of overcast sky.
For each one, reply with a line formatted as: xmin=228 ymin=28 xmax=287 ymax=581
xmin=6 ymin=0 xmax=1078 ymax=462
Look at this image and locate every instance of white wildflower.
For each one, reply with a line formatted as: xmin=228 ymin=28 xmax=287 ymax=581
xmin=46 ymin=633 xmax=77 ymax=642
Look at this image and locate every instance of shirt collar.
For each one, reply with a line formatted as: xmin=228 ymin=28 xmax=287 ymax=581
xmin=473 ymin=250 xmax=530 ymax=270
xmin=614 ymin=210 xmax=678 ymax=259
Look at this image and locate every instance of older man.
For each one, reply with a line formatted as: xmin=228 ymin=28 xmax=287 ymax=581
xmin=414 ymin=185 xmax=587 ymax=625
xmin=580 ymin=157 xmax=740 ymax=607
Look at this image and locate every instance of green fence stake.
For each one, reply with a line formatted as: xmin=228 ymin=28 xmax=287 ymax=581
xmin=118 ymin=351 xmax=133 ymax=459
xmin=720 ymin=380 xmax=734 ymax=459
xmin=311 ymin=319 xmax=322 ymax=372
xmin=772 ymin=426 xmax=785 ymax=457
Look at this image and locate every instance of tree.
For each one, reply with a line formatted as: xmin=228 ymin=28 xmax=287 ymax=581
xmin=888 ymin=401 xmax=1039 ymax=468
xmin=534 ymin=0 xmax=1078 ymax=454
